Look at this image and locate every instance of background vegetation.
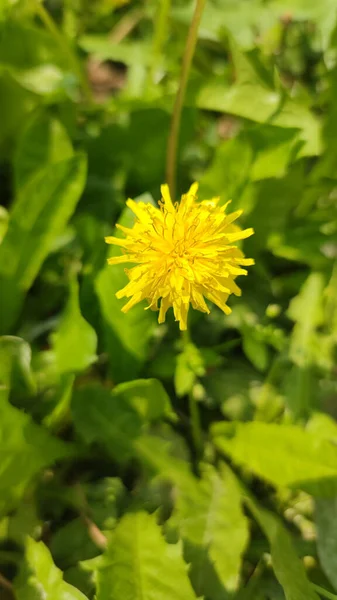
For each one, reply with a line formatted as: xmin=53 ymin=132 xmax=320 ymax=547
xmin=1 ymin=0 xmax=337 ymax=598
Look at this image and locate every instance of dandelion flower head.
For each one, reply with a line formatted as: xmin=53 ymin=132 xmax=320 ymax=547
xmin=105 ymin=183 xmax=254 ymax=330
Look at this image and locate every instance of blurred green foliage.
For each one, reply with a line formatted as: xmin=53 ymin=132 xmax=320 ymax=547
xmin=1 ymin=0 xmax=337 ymax=599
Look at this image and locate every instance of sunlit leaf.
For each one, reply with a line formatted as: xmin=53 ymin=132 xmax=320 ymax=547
xmin=96 ymin=511 xmax=198 ymax=600
xmin=170 ymin=462 xmax=249 ymax=595
xmin=14 ymin=537 xmax=88 ymax=600
xmin=52 ymin=278 xmax=97 ymax=374
xmin=213 ymin=421 xmax=337 ymax=494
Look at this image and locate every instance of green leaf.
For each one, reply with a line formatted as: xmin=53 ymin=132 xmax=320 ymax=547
xmin=0 ymin=398 xmax=71 ymax=516
xmin=199 ymin=135 xmax=253 ymax=207
xmin=135 ymin=434 xmax=194 ymax=486
xmin=316 ymin=497 xmax=337 ymax=591
xmin=71 ymin=384 xmax=143 ymax=462
xmin=288 ymin=272 xmax=325 ymax=367
xmin=0 ymin=153 xmax=87 ymax=333
xmin=14 ymin=111 xmax=73 ymax=189
xmin=212 ymin=421 xmax=337 ymax=494
xmin=79 ymin=36 xmax=150 ymax=66
xmin=52 ymin=278 xmax=97 ymax=374
xmin=95 ymin=199 xmax=156 ymax=383
xmin=14 ymin=537 xmax=88 ymax=600
xmin=171 ymin=462 xmax=249 ymax=595
xmin=197 ymin=42 xmax=322 ymax=157
xmin=96 ymin=511 xmax=198 ymax=600
xmin=0 ymin=205 xmax=8 ymax=242
xmin=245 ymin=494 xmax=320 ymax=600
xmin=112 ymin=378 xmax=175 ymax=422
xmin=11 ymin=64 xmax=70 ymax=98
xmin=0 ymin=72 xmax=36 ymax=158
xmin=242 ymin=326 xmax=269 ymax=372
xmin=175 ymin=342 xmax=205 ymax=397
xmin=307 ymin=412 xmax=337 ymax=444
xmin=43 ymin=373 xmax=75 ymax=431
xmin=286 ymin=272 xmax=325 ymax=418
xmin=51 ymin=478 xmax=125 ymax=569
xmin=0 ymin=19 xmax=63 ymax=71
xmin=268 ymin=0 xmax=337 ymax=49
xmin=0 ymin=335 xmax=36 ymax=402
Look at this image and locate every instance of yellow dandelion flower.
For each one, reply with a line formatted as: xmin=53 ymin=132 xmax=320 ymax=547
xmin=105 ymin=183 xmax=254 ymax=330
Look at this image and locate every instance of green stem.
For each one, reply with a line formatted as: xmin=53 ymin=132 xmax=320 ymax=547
xmin=33 ymin=1 xmax=92 ymax=104
xmin=188 ymin=390 xmax=203 ymax=459
xmin=166 ymin=0 xmax=206 ymax=200
xmin=312 ymin=584 xmax=337 ymax=600
xmin=148 ymin=0 xmax=171 ymax=86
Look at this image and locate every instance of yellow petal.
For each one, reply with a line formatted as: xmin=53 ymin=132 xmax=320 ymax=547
xmin=105 ymin=236 xmax=130 ymax=247
xmin=107 ymin=255 xmax=134 ymax=265
xmin=226 ymin=228 xmax=254 ymax=242
xmin=160 ymin=184 xmax=175 ymax=213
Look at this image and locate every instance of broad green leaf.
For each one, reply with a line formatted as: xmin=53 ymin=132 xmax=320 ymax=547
xmin=171 ymin=462 xmax=249 ymax=594
xmin=245 ymin=494 xmax=319 ymax=600
xmin=95 ymin=199 xmax=156 ymax=383
xmin=14 ymin=537 xmax=88 ymax=600
xmin=71 ymin=384 xmax=143 ymax=462
xmin=197 ymin=42 xmax=321 ymax=157
xmin=212 ymin=421 xmax=337 ymax=493
xmin=112 ymin=378 xmax=175 ymax=422
xmin=316 ymin=497 xmax=337 ymax=591
xmin=0 ymin=153 xmax=87 ymax=333
xmin=96 ymin=511 xmax=198 ymax=600
xmin=14 ymin=111 xmax=73 ymax=189
xmin=52 ymin=278 xmax=97 ymax=374
xmin=0 ymin=398 xmax=71 ymax=516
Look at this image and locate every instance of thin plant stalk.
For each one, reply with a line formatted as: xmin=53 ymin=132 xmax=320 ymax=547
xmin=33 ymin=1 xmax=92 ymax=104
xmin=188 ymin=389 xmax=203 ymax=460
xmin=166 ymin=0 xmax=206 ymax=200
xmin=181 ymin=330 xmax=203 ymax=459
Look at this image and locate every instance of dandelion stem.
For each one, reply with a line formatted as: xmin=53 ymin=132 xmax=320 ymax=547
xmin=33 ymin=1 xmax=92 ymax=104
xmin=166 ymin=0 xmax=206 ymax=200
xmin=188 ymin=389 xmax=203 ymax=460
